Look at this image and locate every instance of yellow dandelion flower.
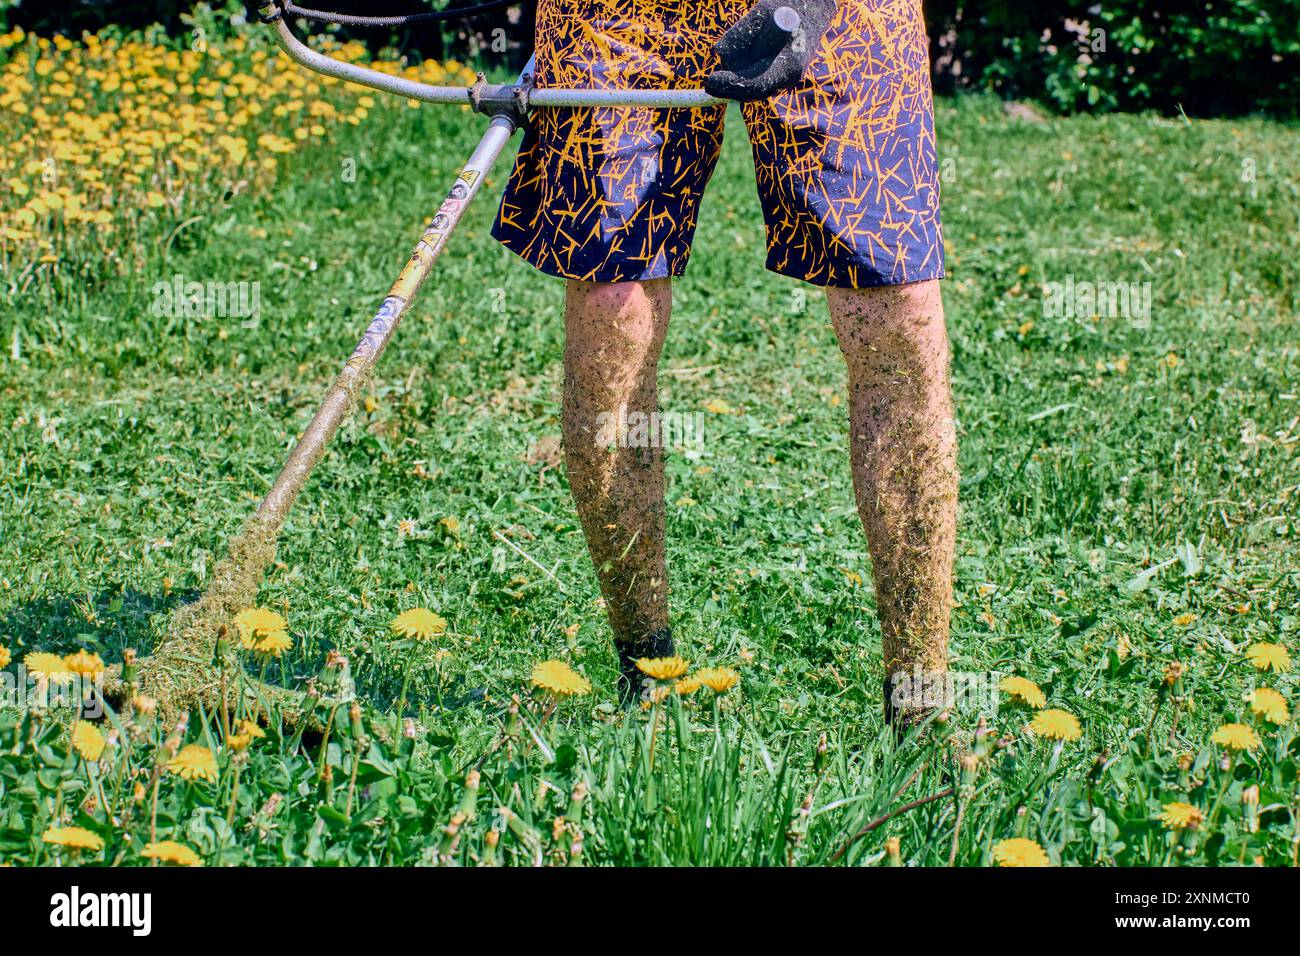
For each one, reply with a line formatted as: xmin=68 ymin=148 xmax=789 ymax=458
xmin=530 ymin=659 xmax=591 ymax=697
xmin=141 ymin=840 xmax=203 ymax=866
xmin=234 ymin=607 xmax=287 ymax=649
xmin=1029 ymin=708 xmax=1082 ymax=742
xmin=236 ymin=607 xmax=287 ymax=633
xmin=1158 ymin=801 xmax=1205 ymax=831
xmin=71 ymin=720 xmax=106 ymax=762
xmin=1245 ymin=642 xmax=1291 ymax=673
xmin=1211 ymin=723 xmax=1259 ymax=752
xmin=992 ymin=837 xmax=1050 ymax=867
xmin=63 ymin=649 xmax=105 ymax=680
xmin=676 ymin=675 xmax=703 ymax=696
xmin=636 ymin=656 xmax=690 ymax=681
xmin=42 ymin=826 xmax=103 ymax=851
xmin=25 ymin=651 xmax=74 ymax=684
xmin=253 ymin=629 xmax=292 ymax=657
xmin=998 ymin=675 xmax=1046 ymax=708
xmin=1249 ymin=688 xmax=1289 ymax=725
xmin=228 ymin=719 xmax=265 ymax=751
xmin=166 ymin=744 xmax=218 ymax=782
xmin=695 ymin=666 xmax=741 ymax=694
xmin=0 ymin=646 xmax=10 ymax=668
xmin=390 ymin=607 xmax=447 ymax=641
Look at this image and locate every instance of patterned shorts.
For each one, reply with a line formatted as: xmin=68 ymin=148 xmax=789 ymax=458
xmin=492 ymin=0 xmax=944 ymax=289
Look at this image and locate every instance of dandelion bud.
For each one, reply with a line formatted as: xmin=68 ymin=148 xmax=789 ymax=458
xmin=121 ymin=648 xmax=138 ymax=684
xmin=349 ymin=701 xmax=365 ymax=738
xmin=162 ymin=722 xmax=185 ymax=759
xmin=458 ymin=770 xmax=480 ymax=821
xmin=885 ymin=836 xmax=902 ymax=867
xmin=482 ymin=827 xmax=500 ymax=867
xmin=133 ymin=694 xmax=157 ymax=716
xmin=974 ymin=717 xmax=993 ymax=758
xmin=1242 ymin=785 xmax=1260 ymax=833
xmin=566 ymin=780 xmax=588 ymax=824
xmin=133 ymin=781 xmax=146 ymax=803
xmin=214 ymin=626 xmax=230 ymax=661
xmin=403 ymin=717 xmax=417 ymax=739
xmin=814 ymin=732 xmax=829 ymax=775
xmin=439 ymin=811 xmax=467 ymax=857
xmin=317 ymin=652 xmax=344 ymax=690
xmin=959 ymin=752 xmax=979 ymax=790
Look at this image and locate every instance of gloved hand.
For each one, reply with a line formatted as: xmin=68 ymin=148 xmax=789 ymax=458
xmin=704 ymin=0 xmax=838 ymax=102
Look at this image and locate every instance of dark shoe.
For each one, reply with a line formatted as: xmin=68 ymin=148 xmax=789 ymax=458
xmin=616 ymin=627 xmax=675 ymax=709
xmin=883 ymin=672 xmax=945 ymax=741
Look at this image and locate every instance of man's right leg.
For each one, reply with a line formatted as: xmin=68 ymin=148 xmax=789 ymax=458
xmin=562 ymin=278 xmax=674 ymax=702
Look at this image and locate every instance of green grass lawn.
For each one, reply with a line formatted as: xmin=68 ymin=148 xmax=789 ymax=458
xmin=2 ymin=55 xmax=1298 ymax=865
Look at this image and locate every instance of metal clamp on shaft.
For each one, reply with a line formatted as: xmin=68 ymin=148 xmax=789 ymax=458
xmin=469 ymin=72 xmax=534 ymax=126
xmin=254 ymin=0 xmax=284 ymax=24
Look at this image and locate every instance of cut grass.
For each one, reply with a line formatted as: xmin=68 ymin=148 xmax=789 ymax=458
xmin=1 ymin=61 xmax=1298 ymax=864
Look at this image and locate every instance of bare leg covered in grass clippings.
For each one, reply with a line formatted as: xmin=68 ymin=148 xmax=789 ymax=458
xmin=562 ymin=278 xmax=675 ymax=705
xmin=828 ymin=279 xmax=958 ymax=726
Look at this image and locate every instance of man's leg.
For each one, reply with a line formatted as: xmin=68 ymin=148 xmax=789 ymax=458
xmin=827 ymin=279 xmax=957 ymax=723
xmin=562 ymin=278 xmax=674 ymax=701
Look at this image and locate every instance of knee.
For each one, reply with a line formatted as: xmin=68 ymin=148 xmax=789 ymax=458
xmin=829 ymin=280 xmax=947 ymax=383
xmin=566 ymin=279 xmax=656 ymax=317
xmin=564 ymin=279 xmax=668 ymax=376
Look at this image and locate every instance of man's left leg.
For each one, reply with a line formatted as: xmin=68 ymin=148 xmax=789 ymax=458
xmin=827 ymin=279 xmax=957 ymax=723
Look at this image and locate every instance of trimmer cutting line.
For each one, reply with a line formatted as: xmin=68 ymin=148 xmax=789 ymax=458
xmin=123 ymin=0 xmax=805 ymax=714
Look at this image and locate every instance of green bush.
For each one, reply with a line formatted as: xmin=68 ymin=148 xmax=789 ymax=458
xmin=927 ymin=0 xmax=1300 ymax=117
xmin=5 ymin=0 xmax=1297 ymax=116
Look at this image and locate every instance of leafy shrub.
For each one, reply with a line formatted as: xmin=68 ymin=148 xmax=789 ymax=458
xmin=927 ymin=0 xmax=1300 ymax=117
xmin=7 ymin=1 xmax=1297 ymax=115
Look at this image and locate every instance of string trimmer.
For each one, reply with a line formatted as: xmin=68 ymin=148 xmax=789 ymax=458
xmin=122 ymin=0 xmax=807 ymax=719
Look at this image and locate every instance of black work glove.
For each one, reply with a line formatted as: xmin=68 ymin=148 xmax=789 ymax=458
xmin=704 ymin=0 xmax=838 ymax=102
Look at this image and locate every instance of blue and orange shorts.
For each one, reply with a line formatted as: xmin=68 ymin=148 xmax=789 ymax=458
xmin=492 ymin=0 xmax=944 ymax=289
